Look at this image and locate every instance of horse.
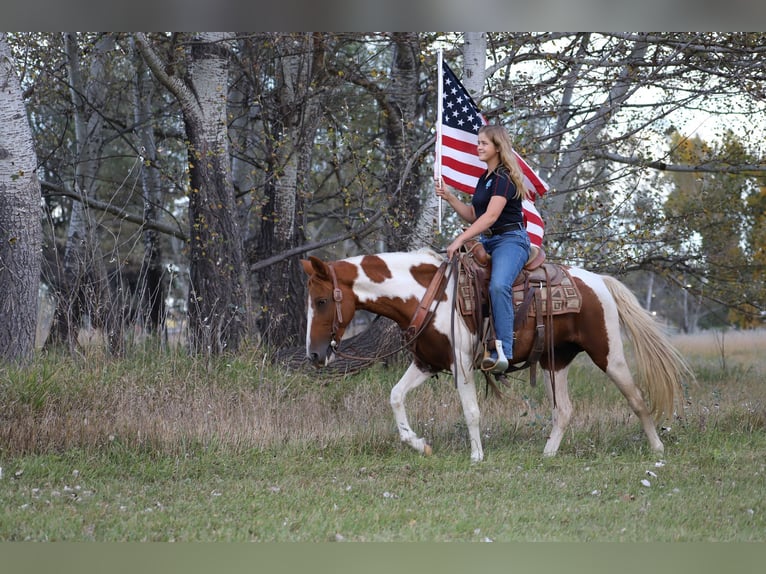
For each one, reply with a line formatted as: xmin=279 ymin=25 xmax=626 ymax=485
xmin=301 ymin=248 xmax=693 ymax=462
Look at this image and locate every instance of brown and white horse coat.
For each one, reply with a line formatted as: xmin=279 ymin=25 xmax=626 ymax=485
xmin=302 ymin=249 xmax=693 ymax=462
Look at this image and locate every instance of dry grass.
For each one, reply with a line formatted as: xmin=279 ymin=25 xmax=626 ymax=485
xmin=672 ymin=328 xmax=766 ymax=375
xmin=2 ymin=329 xmax=765 ymax=459
xmin=673 ymin=328 xmax=766 ymax=353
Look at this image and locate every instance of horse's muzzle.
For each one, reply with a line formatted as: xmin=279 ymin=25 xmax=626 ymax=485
xmin=307 ymin=344 xmax=335 ymax=367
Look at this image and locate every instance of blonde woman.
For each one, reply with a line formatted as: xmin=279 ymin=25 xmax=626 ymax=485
xmin=435 ymin=124 xmax=530 ymax=373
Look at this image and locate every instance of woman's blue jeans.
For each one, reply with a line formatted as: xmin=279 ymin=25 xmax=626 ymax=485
xmin=481 ymin=229 xmax=530 ymax=360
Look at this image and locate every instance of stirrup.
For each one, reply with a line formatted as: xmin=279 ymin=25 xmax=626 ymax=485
xmin=480 ymin=340 xmax=509 ymax=374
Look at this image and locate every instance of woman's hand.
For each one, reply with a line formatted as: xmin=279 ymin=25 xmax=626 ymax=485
xmin=446 ymin=236 xmax=464 ymax=260
xmin=434 ymin=178 xmax=451 ymax=202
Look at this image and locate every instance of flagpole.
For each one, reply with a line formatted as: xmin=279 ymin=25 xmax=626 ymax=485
xmin=435 ymin=48 xmax=444 ymax=234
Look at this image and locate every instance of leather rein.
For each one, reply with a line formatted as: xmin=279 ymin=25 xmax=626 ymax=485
xmin=324 ymin=259 xmax=452 ymax=364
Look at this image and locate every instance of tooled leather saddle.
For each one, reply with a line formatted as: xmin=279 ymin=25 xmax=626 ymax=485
xmin=455 ymin=240 xmax=582 ymax=388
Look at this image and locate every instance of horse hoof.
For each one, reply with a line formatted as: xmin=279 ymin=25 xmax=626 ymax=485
xmin=423 ymin=444 xmax=432 ymax=457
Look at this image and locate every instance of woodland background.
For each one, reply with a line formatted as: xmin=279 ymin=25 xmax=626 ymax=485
xmin=1 ymin=32 xmax=765 ymax=364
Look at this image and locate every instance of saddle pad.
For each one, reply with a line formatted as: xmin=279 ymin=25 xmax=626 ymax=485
xmin=513 ymin=265 xmax=582 ymax=316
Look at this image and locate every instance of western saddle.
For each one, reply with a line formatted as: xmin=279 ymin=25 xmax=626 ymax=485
xmin=455 ymin=240 xmax=582 ymax=391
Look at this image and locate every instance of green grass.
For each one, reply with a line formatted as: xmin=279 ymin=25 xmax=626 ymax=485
xmin=2 ymin=433 xmax=763 ymax=541
xmin=0 ymin=332 xmax=764 ymax=541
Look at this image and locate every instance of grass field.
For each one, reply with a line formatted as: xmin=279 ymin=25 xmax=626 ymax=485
xmin=0 ymin=330 xmax=764 ymax=541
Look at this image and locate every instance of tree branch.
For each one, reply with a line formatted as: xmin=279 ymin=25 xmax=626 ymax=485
xmin=41 ymin=181 xmax=187 ymax=241
xmin=132 ymin=32 xmax=201 ymax=124
xmin=249 ymin=209 xmax=386 ymax=271
xmin=593 ymin=150 xmax=766 ymax=175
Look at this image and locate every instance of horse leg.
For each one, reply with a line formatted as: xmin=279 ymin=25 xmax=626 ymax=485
xmin=389 ymin=362 xmax=433 ymax=456
xmin=454 ymin=357 xmax=484 ymax=463
xmin=542 ymin=366 xmax=573 ymax=456
xmin=605 ymin=356 xmax=664 ymax=454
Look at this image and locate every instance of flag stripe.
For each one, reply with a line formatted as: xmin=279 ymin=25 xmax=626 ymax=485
xmin=442 ymin=129 xmax=482 ymax=155
xmin=522 ymin=199 xmax=544 ymax=247
xmin=442 ymin=161 xmax=482 ymax=189
xmin=441 ymin=154 xmax=485 ymax=177
xmin=516 ymin=155 xmax=550 ymax=198
xmin=442 ymin=174 xmax=477 ymax=195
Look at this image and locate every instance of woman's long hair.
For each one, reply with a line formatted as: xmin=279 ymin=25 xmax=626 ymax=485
xmin=478 ymin=125 xmax=526 ymax=200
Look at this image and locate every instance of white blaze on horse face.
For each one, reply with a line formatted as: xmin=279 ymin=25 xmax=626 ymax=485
xmin=305 ymin=292 xmax=315 ymax=357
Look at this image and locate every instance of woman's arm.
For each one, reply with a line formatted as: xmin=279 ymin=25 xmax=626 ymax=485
xmin=446 ymin=195 xmax=506 ymax=259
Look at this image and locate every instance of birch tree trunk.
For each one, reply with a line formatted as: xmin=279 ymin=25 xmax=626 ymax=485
xmin=462 ymin=32 xmax=487 ymax=100
xmin=0 ymin=33 xmax=43 ymax=363
xmin=135 ymin=32 xmax=245 ymax=355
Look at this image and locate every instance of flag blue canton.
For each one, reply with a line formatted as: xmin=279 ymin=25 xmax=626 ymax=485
xmin=442 ymin=64 xmax=485 ymax=133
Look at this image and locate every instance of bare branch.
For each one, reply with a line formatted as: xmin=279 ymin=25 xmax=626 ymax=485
xmin=41 ymin=181 xmax=187 ymax=241
xmin=250 ymin=209 xmax=386 ymax=271
xmin=593 ymin=150 xmax=766 ymax=175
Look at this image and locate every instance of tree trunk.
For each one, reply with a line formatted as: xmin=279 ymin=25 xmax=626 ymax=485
xmin=131 ymin=44 xmax=167 ymax=337
xmin=253 ymin=33 xmax=320 ymax=347
xmin=185 ymin=33 xmax=245 ymax=355
xmin=645 ymin=272 xmax=655 ymax=311
xmin=543 ymin=36 xmax=649 ymax=214
xmin=0 ymin=33 xmax=43 ymax=364
xmin=462 ymin=32 xmax=487 ymax=99
xmin=135 ymin=32 xmax=245 ymax=355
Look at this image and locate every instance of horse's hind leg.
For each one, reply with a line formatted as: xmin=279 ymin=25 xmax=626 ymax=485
xmin=390 ymin=362 xmax=433 ymax=456
xmin=542 ymin=366 xmax=573 ymax=456
xmin=605 ymin=357 xmax=664 ymax=454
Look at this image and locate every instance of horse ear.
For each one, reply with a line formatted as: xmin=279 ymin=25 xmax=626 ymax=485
xmin=302 ymin=256 xmax=330 ymax=280
xmin=300 ymin=259 xmax=314 ymax=276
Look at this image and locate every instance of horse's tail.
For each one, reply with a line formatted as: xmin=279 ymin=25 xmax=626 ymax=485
xmin=601 ymin=275 xmax=694 ymax=422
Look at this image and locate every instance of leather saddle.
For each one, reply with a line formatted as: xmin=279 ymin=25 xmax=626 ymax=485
xmin=455 ymin=240 xmax=582 ymax=387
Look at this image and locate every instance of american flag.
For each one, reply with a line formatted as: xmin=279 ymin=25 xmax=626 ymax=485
xmin=436 ymin=59 xmax=548 ymax=247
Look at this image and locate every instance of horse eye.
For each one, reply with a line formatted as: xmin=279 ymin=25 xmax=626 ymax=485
xmin=316 ymin=297 xmax=328 ymax=309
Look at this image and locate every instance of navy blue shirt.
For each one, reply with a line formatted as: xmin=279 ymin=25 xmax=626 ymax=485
xmin=471 ymin=167 xmax=523 ymax=228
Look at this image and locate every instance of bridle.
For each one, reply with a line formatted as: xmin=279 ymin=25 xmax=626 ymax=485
xmin=326 ymin=262 xmax=345 ymax=352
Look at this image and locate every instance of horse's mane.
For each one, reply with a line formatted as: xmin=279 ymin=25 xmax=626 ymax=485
xmin=344 ymin=247 xmax=445 ymax=266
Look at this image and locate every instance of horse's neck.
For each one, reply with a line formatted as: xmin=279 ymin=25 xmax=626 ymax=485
xmin=350 ymin=253 xmax=440 ymax=328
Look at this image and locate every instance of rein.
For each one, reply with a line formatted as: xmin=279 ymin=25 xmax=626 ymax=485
xmin=327 ymin=259 xmax=452 ymax=365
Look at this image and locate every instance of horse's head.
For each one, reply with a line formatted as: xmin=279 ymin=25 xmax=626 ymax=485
xmin=301 ymin=255 xmax=358 ymax=367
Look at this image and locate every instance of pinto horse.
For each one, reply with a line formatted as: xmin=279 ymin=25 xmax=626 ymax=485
xmin=301 ymin=248 xmax=693 ymax=462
